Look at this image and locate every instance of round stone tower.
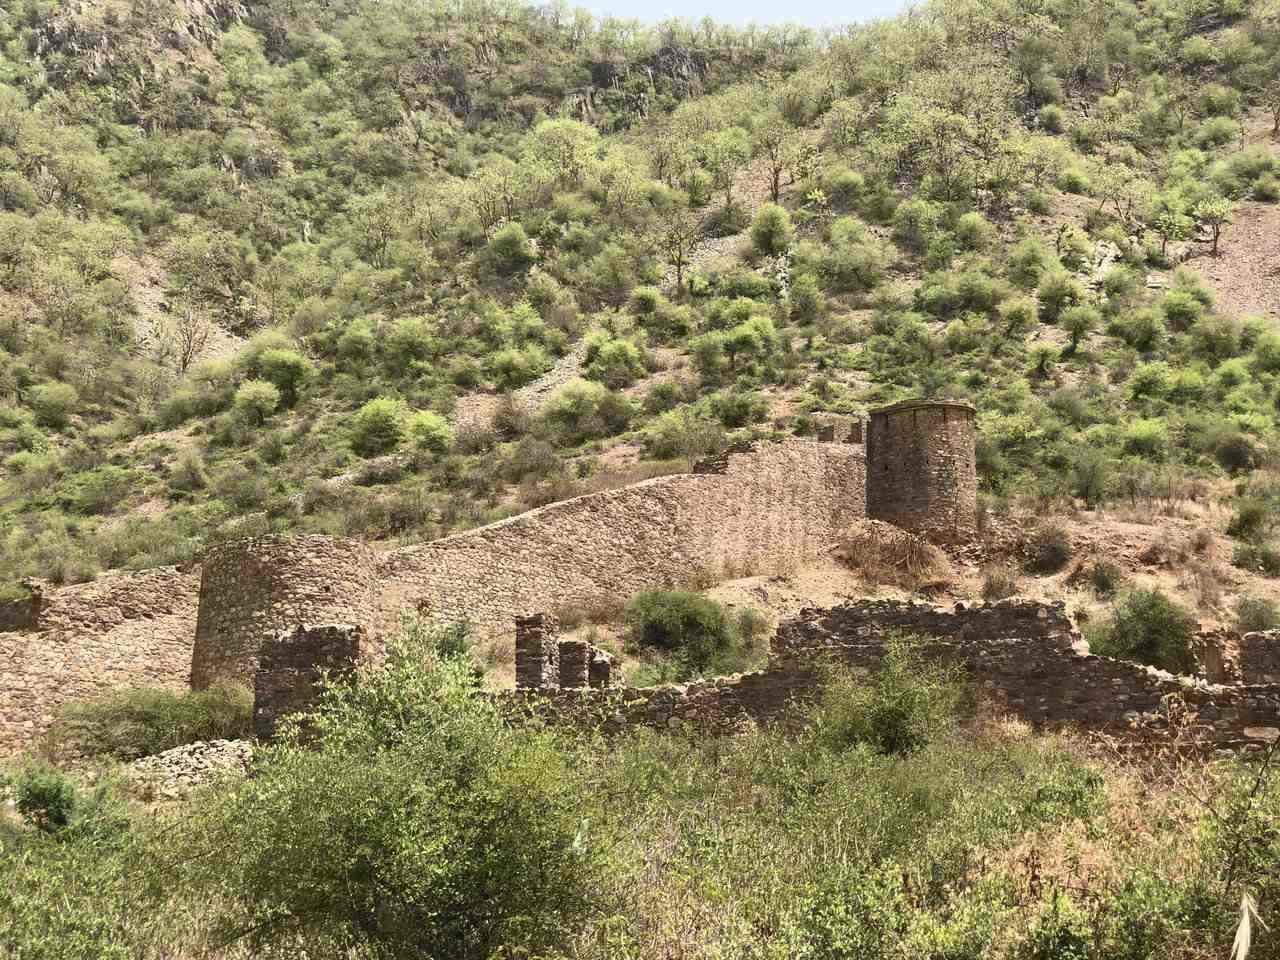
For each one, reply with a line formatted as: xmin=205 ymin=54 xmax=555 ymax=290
xmin=865 ymin=399 xmax=977 ymax=543
xmin=190 ymin=535 xmax=382 ymax=690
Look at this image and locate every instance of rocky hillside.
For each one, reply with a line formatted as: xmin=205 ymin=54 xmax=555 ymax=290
xmin=2 ymin=0 xmax=1280 ymax=642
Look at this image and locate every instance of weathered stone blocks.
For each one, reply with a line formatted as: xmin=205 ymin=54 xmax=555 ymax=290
xmin=191 ymin=535 xmax=381 ymax=690
xmin=866 ymin=399 xmax=977 ymax=544
xmin=253 ymin=623 xmax=367 ymax=739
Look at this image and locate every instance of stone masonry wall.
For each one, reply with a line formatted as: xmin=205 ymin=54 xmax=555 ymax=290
xmin=866 ymin=400 xmax=977 ymax=543
xmin=0 ymin=567 xmax=200 ymax=752
xmin=1240 ymin=631 xmax=1280 ymax=684
xmin=253 ymin=623 xmax=369 ymax=739
xmin=190 ymin=535 xmax=383 ymax=690
xmin=374 ymin=437 xmax=865 ymax=640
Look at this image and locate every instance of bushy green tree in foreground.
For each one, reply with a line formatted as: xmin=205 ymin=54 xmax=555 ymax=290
xmin=173 ymin=620 xmax=595 ymax=959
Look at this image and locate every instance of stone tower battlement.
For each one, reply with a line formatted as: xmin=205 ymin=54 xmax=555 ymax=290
xmin=866 ymin=399 xmax=977 ymax=543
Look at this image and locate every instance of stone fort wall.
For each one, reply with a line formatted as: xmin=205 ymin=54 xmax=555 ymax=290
xmin=192 ymin=436 xmax=867 ymax=689
xmin=0 ymin=567 xmax=201 ymax=752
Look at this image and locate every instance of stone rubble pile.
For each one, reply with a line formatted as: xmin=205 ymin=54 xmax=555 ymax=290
xmin=127 ymin=739 xmax=253 ymax=799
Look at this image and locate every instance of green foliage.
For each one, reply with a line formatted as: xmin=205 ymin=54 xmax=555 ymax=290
xmin=1026 ymin=524 xmax=1073 ymax=574
xmin=1235 ymin=596 xmax=1280 ymax=633
xmin=350 ymin=396 xmax=408 ymax=457
xmin=624 ymin=590 xmax=755 ymax=677
xmin=404 ymin=410 xmax=453 ymax=455
xmin=750 ymin=203 xmax=794 ymax=255
xmin=1088 ymin=561 xmax=1124 ymax=598
xmin=232 ymin=379 xmax=280 ymax=425
xmin=27 ymin=382 xmax=79 ymax=429
xmin=1233 ymin=541 xmax=1280 ymax=577
xmin=810 ymin=633 xmax=968 ymax=757
xmin=1037 ymin=271 xmax=1083 ymax=323
xmin=486 ymin=222 xmax=536 ymax=273
xmin=542 ymin=379 xmax=634 ymax=444
xmin=172 ymin=621 xmax=596 ymax=958
xmin=48 ymin=684 xmax=253 ymax=760
xmin=1088 ymin=589 xmax=1197 ymax=673
xmin=12 ymin=762 xmax=77 ymax=833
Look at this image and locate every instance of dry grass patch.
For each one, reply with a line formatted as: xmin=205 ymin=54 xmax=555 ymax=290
xmin=834 ymin=520 xmax=953 ymax=591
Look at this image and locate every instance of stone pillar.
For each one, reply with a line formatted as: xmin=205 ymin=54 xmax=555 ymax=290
xmin=866 ymin=399 xmax=977 ymax=544
xmin=557 ymin=639 xmax=591 ymax=689
xmin=253 ymin=623 xmax=366 ymax=739
xmin=515 ymin=613 xmax=559 ymax=689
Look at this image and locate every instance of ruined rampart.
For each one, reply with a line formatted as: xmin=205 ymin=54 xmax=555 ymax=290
xmin=190 ymin=437 xmax=867 ymax=689
xmin=0 ymin=567 xmax=200 ymax=751
xmin=501 ymin=600 xmax=1280 ymax=750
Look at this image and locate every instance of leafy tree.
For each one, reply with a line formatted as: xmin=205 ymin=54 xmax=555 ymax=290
xmin=405 ymin=411 xmax=453 ymax=455
xmin=1194 ymin=196 xmax=1234 ymax=256
xmin=750 ymin=203 xmax=794 ymax=256
xmin=233 ymin=380 xmax=281 ymax=426
xmin=350 ymin=397 xmax=408 ymax=456
xmin=174 ymin=622 xmax=596 ymax=958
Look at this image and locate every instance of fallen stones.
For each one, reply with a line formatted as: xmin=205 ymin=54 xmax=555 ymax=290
xmin=126 ymin=739 xmax=253 ymax=800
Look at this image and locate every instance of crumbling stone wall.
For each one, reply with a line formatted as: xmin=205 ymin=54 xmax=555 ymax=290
xmin=866 ymin=400 xmax=977 ymax=543
xmin=191 ymin=535 xmax=382 ymax=690
xmin=515 ymin=613 xmax=615 ymax=690
xmin=0 ymin=567 xmax=200 ymax=752
xmin=1239 ymin=631 xmax=1280 ymax=684
xmin=509 ymin=600 xmax=1280 ymax=750
xmin=253 ymin=623 xmax=369 ymax=739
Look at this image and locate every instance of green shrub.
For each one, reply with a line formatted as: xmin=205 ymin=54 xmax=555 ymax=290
xmin=749 ymin=202 xmax=794 ymax=255
xmin=49 ymin=684 xmax=253 ymax=759
xmin=810 ymin=633 xmax=968 ymax=757
xmin=350 ymin=396 xmax=407 ymax=456
xmin=642 ymin=408 xmax=726 ymax=462
xmin=1122 ymin=418 xmax=1169 ymax=460
xmin=1037 ymin=271 xmax=1083 ymax=322
xmin=1233 ymin=541 xmax=1280 ymax=577
xmin=1026 ymin=523 xmax=1073 ymax=574
xmin=12 ymin=762 xmax=77 ymax=832
xmin=624 ymin=590 xmax=750 ymax=676
xmin=954 ymin=211 xmax=995 ymax=251
xmin=404 ymin=410 xmax=453 ymax=454
xmin=1088 ymin=589 xmax=1196 ymax=673
xmin=1088 ymin=561 xmax=1123 ymax=597
xmin=1235 ymin=595 xmax=1280 ymax=632
xmin=172 ymin=621 xmax=595 ymax=958
xmin=487 ymin=221 xmax=535 ymax=272
xmin=584 ymin=335 xmax=646 ymax=388
xmin=232 ymin=379 xmax=280 ymax=425
xmin=1007 ymin=237 xmax=1056 ymax=289
xmin=542 ymin=379 xmax=633 ymax=443
xmin=1017 ymin=892 xmax=1093 ymax=960
xmin=255 ymin=348 xmax=313 ymax=405
xmin=28 ymin=382 xmax=79 ymax=429
xmin=1227 ymin=497 xmax=1270 ymax=540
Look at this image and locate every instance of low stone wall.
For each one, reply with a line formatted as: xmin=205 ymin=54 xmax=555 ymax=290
xmin=0 ymin=567 xmax=201 ymax=753
xmin=502 ymin=600 xmax=1280 ymax=750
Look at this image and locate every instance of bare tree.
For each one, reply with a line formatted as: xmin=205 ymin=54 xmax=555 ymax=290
xmin=163 ymin=301 xmax=211 ymax=374
xmin=659 ymin=205 xmax=701 ymax=294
